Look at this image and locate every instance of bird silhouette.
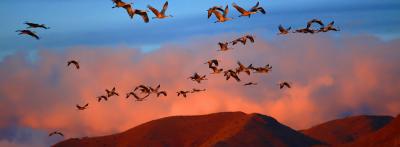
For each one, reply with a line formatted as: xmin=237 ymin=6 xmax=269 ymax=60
xmin=96 ymin=95 xmax=108 ymax=102
xmin=49 ymin=131 xmax=64 ymax=137
xmin=67 ymin=60 xmax=80 ymax=69
xmin=251 ymin=64 xmax=272 ymax=73
xmin=294 ymin=28 xmax=316 ymax=34
xmin=319 ymin=21 xmax=340 ymax=32
xmin=224 ymin=69 xmax=241 ymax=82
xmin=231 ymin=35 xmax=254 ymax=45
xmin=112 ymin=0 xmax=149 ymax=23
xmin=24 ymin=22 xmax=50 ymax=29
xmin=278 ymin=81 xmax=292 ymax=89
xmin=177 ymin=90 xmax=190 ymax=98
xmin=148 ymin=1 xmax=173 ymax=19
xmin=149 ymin=84 xmax=167 ymax=97
xmin=191 ymin=88 xmax=206 ymax=93
xmin=76 ymin=103 xmax=89 ymax=110
xmin=204 ymin=59 xmax=220 ymax=67
xmin=189 ymin=73 xmax=207 ymax=83
xmin=16 ymin=30 xmax=39 ymax=40
xmin=235 ymin=61 xmax=252 ymax=75
xmin=218 ymin=42 xmax=232 ymax=51
xmin=210 ymin=66 xmax=224 ymax=74
xmin=211 ymin=5 xmax=232 ymax=23
xmin=278 ymin=25 xmax=291 ymax=35
xmin=111 ymin=0 xmax=131 ymax=8
xmin=232 ymin=2 xmax=265 ymax=18
xmin=249 ymin=2 xmax=266 ymax=14
xmin=207 ymin=6 xmax=224 ymax=19
xmin=157 ymin=91 xmax=167 ymax=97
xmin=106 ymin=87 xmax=119 ymax=97
xmin=244 ymin=82 xmax=258 ymax=86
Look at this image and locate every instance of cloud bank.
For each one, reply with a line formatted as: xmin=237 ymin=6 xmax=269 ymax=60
xmin=0 ymin=34 xmax=399 ymax=146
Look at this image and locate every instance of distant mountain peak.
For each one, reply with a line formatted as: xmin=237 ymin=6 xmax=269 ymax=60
xmin=54 ymin=111 xmax=322 ymax=147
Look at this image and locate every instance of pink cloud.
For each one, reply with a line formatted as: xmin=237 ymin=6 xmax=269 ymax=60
xmin=0 ymin=34 xmax=399 ymax=140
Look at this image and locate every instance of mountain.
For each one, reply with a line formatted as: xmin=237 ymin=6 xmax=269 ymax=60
xmin=344 ymin=114 xmax=400 ymax=147
xmin=301 ymin=115 xmax=394 ymax=145
xmin=53 ymin=112 xmax=322 ymax=147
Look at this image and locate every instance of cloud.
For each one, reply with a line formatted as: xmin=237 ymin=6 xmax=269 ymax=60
xmin=0 ymin=34 xmax=399 ymax=146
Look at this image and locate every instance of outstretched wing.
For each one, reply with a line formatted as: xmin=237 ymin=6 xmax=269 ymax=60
xmin=246 ymin=35 xmax=254 ymax=43
xmin=251 ymin=1 xmax=260 ymax=10
xmin=257 ymin=7 xmax=266 ymax=14
xmin=135 ymin=10 xmax=149 ymax=23
xmin=307 ymin=19 xmax=324 ymax=28
xmin=27 ymin=31 xmax=40 ymax=40
xmin=157 ymin=91 xmax=167 ymax=97
xmin=279 ymin=25 xmax=285 ymax=32
xmin=223 ymin=5 xmax=229 ymax=17
xmin=213 ymin=10 xmax=223 ymax=20
xmin=160 ymin=1 xmax=169 ymax=15
xmin=123 ymin=4 xmax=135 ymax=18
xmin=232 ymin=3 xmax=247 ymax=14
xmin=147 ymin=5 xmax=160 ymax=16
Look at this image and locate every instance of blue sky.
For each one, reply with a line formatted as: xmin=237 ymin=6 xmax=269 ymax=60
xmin=0 ymin=0 xmax=399 ymax=59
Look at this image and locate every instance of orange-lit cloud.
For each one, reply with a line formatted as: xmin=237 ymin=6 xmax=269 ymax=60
xmin=0 ymin=34 xmax=399 ymax=142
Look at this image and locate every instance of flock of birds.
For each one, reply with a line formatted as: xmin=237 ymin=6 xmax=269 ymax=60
xmin=15 ymin=0 xmax=339 ymax=138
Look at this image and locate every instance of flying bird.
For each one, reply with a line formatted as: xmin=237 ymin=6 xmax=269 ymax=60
xmin=218 ymin=42 xmax=232 ymax=51
xmin=231 ymin=37 xmax=246 ymax=45
xmin=191 ymin=88 xmax=206 ymax=93
xmin=293 ymin=19 xmax=323 ymax=34
xmin=67 ymin=60 xmax=80 ymax=69
xmin=231 ymin=34 xmax=255 ymax=45
xmin=251 ymin=64 xmax=272 ymax=73
xmin=244 ymin=82 xmax=258 ymax=86
xmin=278 ymin=25 xmax=291 ymax=35
xmin=279 ymin=81 xmax=292 ymax=89
xmin=149 ymin=84 xmax=167 ymax=97
xmin=96 ymin=95 xmax=108 ymax=102
xmin=224 ymin=69 xmax=241 ymax=82
xmin=211 ymin=5 xmax=232 ymax=23
xmin=16 ymin=30 xmax=39 ymax=40
xmin=148 ymin=1 xmax=173 ymax=19
xmin=249 ymin=2 xmax=266 ymax=14
xmin=49 ymin=131 xmax=64 ymax=137
xmin=293 ymin=28 xmax=316 ymax=34
xmin=106 ymin=87 xmax=119 ymax=97
xmin=235 ymin=61 xmax=251 ymax=75
xmin=319 ymin=21 xmax=340 ymax=32
xmin=204 ymin=59 xmax=220 ymax=67
xmin=112 ymin=0 xmax=134 ymax=18
xmin=210 ymin=66 xmax=224 ymax=74
xmin=232 ymin=2 xmax=265 ymax=18
xmin=111 ymin=0 xmax=131 ymax=8
xmin=246 ymin=35 xmax=255 ymax=43
xmin=24 ymin=22 xmax=50 ymax=29
xmin=111 ymin=0 xmax=149 ymax=23
xmin=76 ymin=103 xmax=89 ymax=110
xmin=157 ymin=91 xmax=167 ymax=97
xmin=188 ymin=73 xmax=207 ymax=83
xmin=207 ymin=6 xmax=224 ymax=19
xmin=177 ymin=90 xmax=190 ymax=98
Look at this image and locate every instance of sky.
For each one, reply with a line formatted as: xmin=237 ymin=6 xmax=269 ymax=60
xmin=0 ymin=0 xmax=400 ymax=146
